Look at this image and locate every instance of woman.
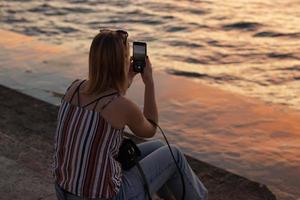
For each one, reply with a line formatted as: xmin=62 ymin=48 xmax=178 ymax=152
xmin=53 ymin=29 xmax=207 ymax=200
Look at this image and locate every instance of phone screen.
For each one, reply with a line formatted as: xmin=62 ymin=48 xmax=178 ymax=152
xmin=133 ymin=43 xmax=146 ymax=61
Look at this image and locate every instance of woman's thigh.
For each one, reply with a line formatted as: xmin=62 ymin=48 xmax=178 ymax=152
xmin=137 ymin=139 xmax=165 ymax=160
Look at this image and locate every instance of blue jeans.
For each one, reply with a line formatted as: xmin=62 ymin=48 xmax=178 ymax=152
xmin=55 ymin=139 xmax=208 ymax=200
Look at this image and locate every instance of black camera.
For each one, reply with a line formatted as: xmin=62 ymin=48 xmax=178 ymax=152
xmin=116 ymin=138 xmax=141 ymax=171
xmin=133 ymin=41 xmax=147 ymax=73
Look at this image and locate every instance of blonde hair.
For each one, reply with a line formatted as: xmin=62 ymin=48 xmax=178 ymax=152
xmin=84 ymin=31 xmax=129 ymax=95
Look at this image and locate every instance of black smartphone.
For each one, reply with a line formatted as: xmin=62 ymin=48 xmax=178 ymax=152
xmin=133 ymin=41 xmax=147 ymax=73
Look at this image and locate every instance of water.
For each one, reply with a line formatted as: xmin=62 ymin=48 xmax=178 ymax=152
xmin=1 ymin=0 xmax=300 ymax=109
xmin=1 ymin=0 xmax=300 ymax=199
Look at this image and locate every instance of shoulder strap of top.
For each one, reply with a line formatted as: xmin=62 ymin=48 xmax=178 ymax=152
xmin=61 ymin=79 xmax=80 ymax=103
xmin=82 ymin=91 xmax=119 ymax=109
xmin=95 ymin=93 xmax=120 ymax=112
xmin=70 ymin=79 xmax=86 ymax=106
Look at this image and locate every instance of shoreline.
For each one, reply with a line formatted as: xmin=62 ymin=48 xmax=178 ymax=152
xmin=0 ymin=84 xmax=276 ymax=199
xmin=1 ymin=29 xmax=299 ymax=199
xmin=0 ymin=28 xmax=299 ymax=112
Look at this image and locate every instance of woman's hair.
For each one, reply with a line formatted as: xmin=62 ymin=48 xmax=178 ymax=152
xmin=84 ymin=31 xmax=129 ymax=95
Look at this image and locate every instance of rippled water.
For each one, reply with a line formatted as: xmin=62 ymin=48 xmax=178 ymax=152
xmin=1 ymin=0 xmax=299 ymax=109
xmin=1 ymin=0 xmax=300 ymax=199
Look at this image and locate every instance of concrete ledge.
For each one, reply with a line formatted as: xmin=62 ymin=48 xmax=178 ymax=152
xmin=0 ymin=84 xmax=276 ymax=200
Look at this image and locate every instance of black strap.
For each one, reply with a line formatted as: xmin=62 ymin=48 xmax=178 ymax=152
xmin=77 ymin=80 xmax=86 ymax=107
xmin=70 ymin=80 xmax=86 ymax=105
xmin=136 ymin=162 xmax=152 ymax=200
xmin=61 ymin=79 xmax=80 ymax=103
xmin=146 ymin=118 xmax=186 ymax=200
xmin=82 ymin=92 xmax=119 ymax=109
xmin=96 ymin=93 xmax=120 ymax=111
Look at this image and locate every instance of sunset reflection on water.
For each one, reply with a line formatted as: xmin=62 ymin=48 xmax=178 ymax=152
xmin=0 ymin=0 xmax=300 ymax=199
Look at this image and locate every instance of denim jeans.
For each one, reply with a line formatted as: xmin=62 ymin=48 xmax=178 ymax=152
xmin=55 ymin=139 xmax=208 ymax=200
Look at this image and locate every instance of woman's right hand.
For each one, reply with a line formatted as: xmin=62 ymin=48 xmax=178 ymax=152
xmin=141 ymin=56 xmax=154 ymax=85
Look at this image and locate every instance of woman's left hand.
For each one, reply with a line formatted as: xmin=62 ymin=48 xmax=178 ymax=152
xmin=127 ymin=56 xmax=138 ymax=88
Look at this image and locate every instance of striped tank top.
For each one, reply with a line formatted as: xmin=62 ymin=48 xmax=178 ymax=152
xmin=53 ymin=80 xmax=124 ymax=199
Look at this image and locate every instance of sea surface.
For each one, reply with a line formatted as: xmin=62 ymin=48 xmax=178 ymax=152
xmin=1 ymin=0 xmax=300 ymax=109
xmin=1 ymin=0 xmax=300 ymax=199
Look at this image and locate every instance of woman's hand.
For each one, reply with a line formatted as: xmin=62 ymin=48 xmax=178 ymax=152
xmin=127 ymin=56 xmax=154 ymax=88
xmin=141 ymin=56 xmax=153 ymax=85
xmin=127 ymin=56 xmax=138 ymax=88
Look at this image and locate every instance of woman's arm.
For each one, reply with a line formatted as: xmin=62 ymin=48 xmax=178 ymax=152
xmin=141 ymin=56 xmax=158 ymax=124
xmin=143 ymin=80 xmax=158 ymax=125
xmin=124 ymin=56 xmax=158 ymax=138
xmin=123 ymin=96 xmax=157 ymax=138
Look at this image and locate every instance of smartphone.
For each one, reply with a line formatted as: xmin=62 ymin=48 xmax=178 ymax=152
xmin=133 ymin=42 xmax=147 ymax=73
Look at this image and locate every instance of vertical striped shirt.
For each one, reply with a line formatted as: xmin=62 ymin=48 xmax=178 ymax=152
xmin=53 ymin=96 xmax=124 ymax=199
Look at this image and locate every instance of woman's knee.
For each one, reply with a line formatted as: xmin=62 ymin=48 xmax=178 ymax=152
xmin=168 ymin=145 xmax=185 ymax=159
xmin=170 ymin=144 xmax=182 ymax=153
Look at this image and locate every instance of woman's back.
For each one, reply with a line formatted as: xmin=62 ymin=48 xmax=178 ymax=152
xmin=63 ymin=79 xmax=126 ymax=129
xmin=53 ymin=79 xmax=125 ymax=199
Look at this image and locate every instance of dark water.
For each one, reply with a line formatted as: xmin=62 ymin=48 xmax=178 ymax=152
xmin=1 ymin=0 xmax=300 ymax=199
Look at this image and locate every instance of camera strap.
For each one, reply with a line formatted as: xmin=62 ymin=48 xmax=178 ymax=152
xmin=136 ymin=162 xmax=152 ymax=200
xmin=146 ymin=118 xmax=186 ymax=200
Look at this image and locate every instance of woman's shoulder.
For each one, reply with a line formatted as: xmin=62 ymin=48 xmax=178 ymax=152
xmin=106 ymin=95 xmax=140 ymax=117
xmin=115 ymin=95 xmax=143 ymax=119
xmin=97 ymin=95 xmax=138 ymax=129
xmin=116 ymin=95 xmax=138 ymax=109
xmin=62 ymin=79 xmax=82 ymax=102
